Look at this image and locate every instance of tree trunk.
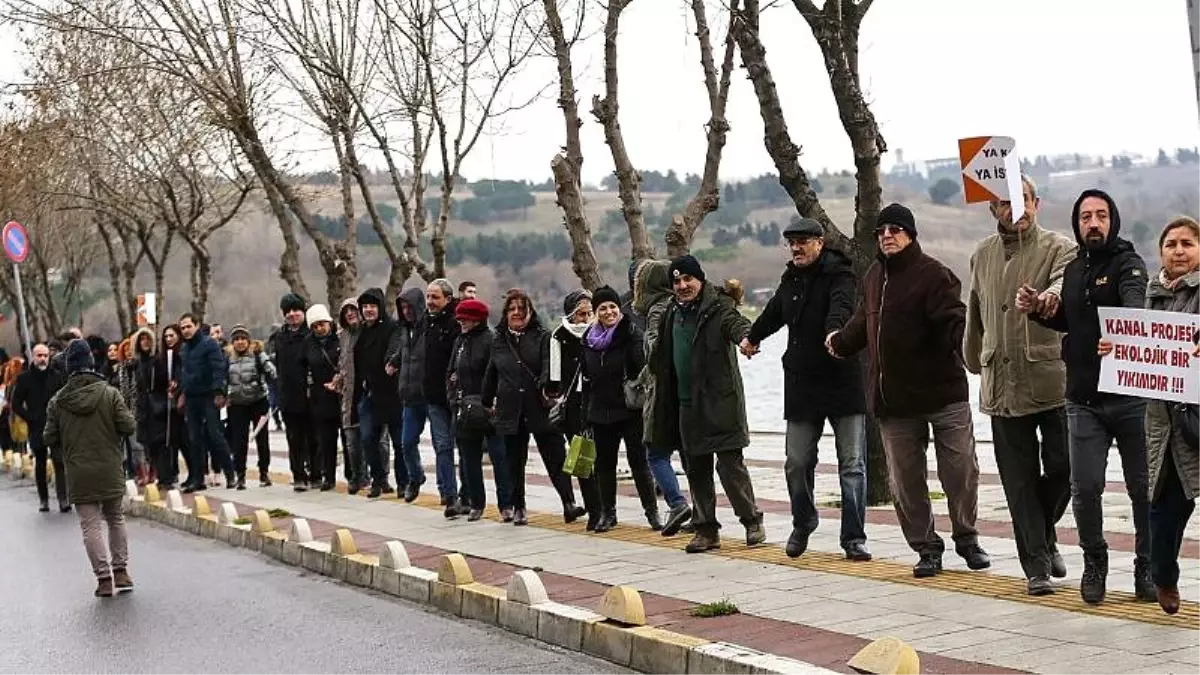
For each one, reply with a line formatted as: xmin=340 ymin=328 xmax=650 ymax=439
xmin=1190 ymin=0 xmax=1199 ymax=121
xmin=552 ymin=154 xmax=603 ymax=290
xmin=189 ymin=248 xmax=213 ymax=321
xmin=96 ymin=219 xmax=131 ymax=335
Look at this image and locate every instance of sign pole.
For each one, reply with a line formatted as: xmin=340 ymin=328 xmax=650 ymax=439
xmin=3 ymin=221 xmax=33 ymax=360
xmin=10 ymin=263 xmax=32 ymax=361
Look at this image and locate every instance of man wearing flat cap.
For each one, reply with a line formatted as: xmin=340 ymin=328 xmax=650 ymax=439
xmin=743 ymin=217 xmax=871 ymax=562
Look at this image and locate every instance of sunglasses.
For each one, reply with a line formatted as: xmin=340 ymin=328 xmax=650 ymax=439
xmin=875 ymin=224 xmax=905 ymax=237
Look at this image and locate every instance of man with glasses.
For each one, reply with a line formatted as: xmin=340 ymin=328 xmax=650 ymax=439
xmin=828 ymin=203 xmax=989 ymax=579
xmin=741 ymin=217 xmax=871 ymax=562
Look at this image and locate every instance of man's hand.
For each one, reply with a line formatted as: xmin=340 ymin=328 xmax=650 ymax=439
xmin=214 ymin=394 xmax=227 ymax=409
xmin=738 ymin=338 xmax=759 ymax=358
xmin=1015 ymin=283 xmax=1040 ymax=314
xmin=825 ymin=331 xmax=842 ymax=359
xmin=1036 ymin=291 xmax=1060 ymax=320
xmin=1097 ymin=339 xmax=1114 ymax=357
xmin=385 ymin=363 xmax=397 ymax=377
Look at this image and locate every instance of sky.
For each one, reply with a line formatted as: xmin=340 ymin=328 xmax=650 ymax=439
xmin=1 ymin=0 xmax=1198 ymax=184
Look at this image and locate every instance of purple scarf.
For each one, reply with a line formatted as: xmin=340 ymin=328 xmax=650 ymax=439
xmin=586 ymin=323 xmax=618 ymax=351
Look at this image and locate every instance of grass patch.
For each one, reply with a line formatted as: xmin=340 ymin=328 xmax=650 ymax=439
xmin=691 ymin=599 xmax=740 ymax=618
xmin=232 ymin=516 xmax=251 ymax=525
xmin=929 ymin=491 xmax=946 ymax=501
xmin=267 ymin=508 xmax=291 ymax=518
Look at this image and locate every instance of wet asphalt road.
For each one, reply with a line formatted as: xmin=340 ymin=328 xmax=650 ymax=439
xmin=0 ymin=481 xmax=623 ymax=674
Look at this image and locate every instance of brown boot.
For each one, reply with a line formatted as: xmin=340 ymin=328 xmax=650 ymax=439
xmin=685 ymin=530 xmax=721 ymax=554
xmin=745 ymin=520 xmax=767 ymax=547
xmin=94 ymin=577 xmax=115 ymax=598
xmin=113 ymin=568 xmax=134 ymax=593
xmin=1157 ymin=585 xmax=1180 ymax=615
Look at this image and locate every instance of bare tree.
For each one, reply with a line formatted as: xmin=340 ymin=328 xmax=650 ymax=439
xmin=1190 ymin=0 xmax=1199 ymax=121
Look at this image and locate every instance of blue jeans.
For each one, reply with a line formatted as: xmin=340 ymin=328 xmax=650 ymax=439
xmin=785 ymin=415 xmax=867 ymax=548
xmin=458 ymin=432 xmax=514 ymax=510
xmin=403 ymin=404 xmax=456 ymax=500
xmin=185 ymin=395 xmax=233 ymax=483
xmin=359 ymin=395 xmax=423 ymax=487
xmin=647 ymin=446 xmax=687 ymax=510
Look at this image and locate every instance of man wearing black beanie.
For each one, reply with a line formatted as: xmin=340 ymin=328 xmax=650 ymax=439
xmin=271 ymin=292 xmax=315 ymax=491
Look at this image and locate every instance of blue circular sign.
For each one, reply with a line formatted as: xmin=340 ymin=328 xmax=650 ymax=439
xmin=3 ymin=221 xmax=28 ymax=264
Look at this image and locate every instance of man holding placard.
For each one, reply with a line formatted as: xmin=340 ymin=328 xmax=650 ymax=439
xmin=1019 ymin=189 xmax=1153 ymax=605
xmin=965 ymin=175 xmax=1076 ymax=596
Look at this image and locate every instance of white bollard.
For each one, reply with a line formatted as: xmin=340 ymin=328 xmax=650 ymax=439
xmin=218 ymin=502 xmax=239 ymax=525
xmin=288 ymin=518 xmax=314 ymax=543
xmin=379 ymin=541 xmax=411 ymax=570
xmin=166 ymin=489 xmax=187 ymax=513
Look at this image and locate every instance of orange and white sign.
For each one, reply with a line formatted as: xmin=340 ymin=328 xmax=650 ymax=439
xmin=136 ymin=293 xmax=156 ymax=327
xmin=958 ymin=136 xmax=1024 ymax=222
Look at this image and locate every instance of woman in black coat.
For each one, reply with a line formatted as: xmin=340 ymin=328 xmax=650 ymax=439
xmin=483 ymin=289 xmax=585 ymax=526
xmin=304 ymin=305 xmax=342 ymax=492
xmin=580 ymin=287 xmax=660 ymax=532
xmin=147 ymin=324 xmax=187 ymax=489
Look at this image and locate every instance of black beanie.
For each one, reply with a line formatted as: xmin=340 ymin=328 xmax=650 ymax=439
xmin=64 ymin=339 xmax=94 ymax=374
xmin=280 ymin=293 xmax=307 ymax=315
xmin=562 ymin=289 xmax=592 ymax=316
xmin=877 ymin=203 xmax=917 ymax=238
xmin=591 ymin=285 xmax=622 ymax=310
xmin=668 ymin=255 xmax=706 ymax=284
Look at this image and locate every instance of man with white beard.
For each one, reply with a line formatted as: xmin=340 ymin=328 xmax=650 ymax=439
xmin=12 ymin=343 xmax=69 ymax=512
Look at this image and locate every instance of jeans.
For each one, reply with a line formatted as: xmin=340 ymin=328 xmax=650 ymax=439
xmin=227 ymin=399 xmax=271 ymax=477
xmin=185 ymin=395 xmax=233 ymax=484
xmin=31 ymin=434 xmax=67 ymax=505
xmin=505 ymin=422 xmax=576 ymax=510
xmin=592 ymin=416 xmax=659 ymax=517
xmin=646 ymin=446 xmax=687 ymax=510
xmin=784 ymin=415 xmax=867 ymax=548
xmin=458 ymin=432 xmax=514 ymax=510
xmin=1150 ymin=453 xmax=1195 ymax=589
xmin=1066 ymin=395 xmax=1150 ymax=561
xmin=341 ymin=426 xmax=366 ymax=485
xmin=359 ymin=395 xmax=420 ymax=487
xmin=680 ymin=406 xmax=761 ymax=533
xmin=403 ymin=404 xmax=456 ymax=501
xmin=877 ymin=401 xmax=980 ymax=555
xmin=76 ymin=498 xmax=128 ymax=579
xmin=990 ymin=409 xmax=1071 ymax=578
xmin=282 ymin=411 xmax=315 ymax=484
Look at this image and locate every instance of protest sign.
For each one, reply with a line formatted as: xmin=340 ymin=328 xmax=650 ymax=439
xmin=1098 ymin=307 xmax=1199 ymax=404
xmin=958 ymin=136 xmax=1024 ymax=223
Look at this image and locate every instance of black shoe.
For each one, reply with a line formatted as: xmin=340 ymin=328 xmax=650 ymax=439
xmin=181 ymin=483 xmax=206 ymax=494
xmin=501 ymin=507 xmax=515 ymax=523
xmin=225 ymin=472 xmax=237 ymax=489
xmin=381 ymin=483 xmax=396 ymax=495
xmin=844 ymin=542 xmax=873 ymax=562
xmin=444 ymin=503 xmax=461 ymax=519
xmin=347 ymin=481 xmax=361 ymax=496
xmin=236 ymin=474 xmax=246 ymax=491
xmin=1080 ymin=552 xmax=1108 ymax=605
xmin=785 ymin=529 xmax=809 ymax=558
xmin=585 ymin=512 xmax=601 ymax=532
xmin=680 ymin=522 xmax=695 ymax=534
xmin=1134 ymin=560 xmax=1155 ymax=602
xmin=1027 ymin=576 xmax=1055 ymax=596
xmin=1050 ymin=549 xmax=1067 ymax=578
xmin=563 ymin=504 xmax=586 ymax=524
xmin=957 ymin=544 xmax=991 ymax=570
xmin=646 ymin=510 xmax=663 ymax=531
xmin=38 ymin=501 xmax=50 ymax=513
xmin=467 ymin=509 xmax=483 ymax=522
xmin=594 ymin=515 xmax=614 ymax=533
xmin=367 ymin=484 xmax=382 ymax=499
xmin=260 ymin=474 xmax=272 ymax=488
xmin=293 ymin=481 xmax=308 ymax=493
xmin=513 ymin=508 xmax=528 ymax=526
xmin=661 ymin=504 xmax=692 ymax=537
xmin=59 ymin=501 xmax=72 ymax=514
xmin=403 ymin=482 xmax=421 ymax=503
xmin=913 ymin=553 xmax=942 ymax=578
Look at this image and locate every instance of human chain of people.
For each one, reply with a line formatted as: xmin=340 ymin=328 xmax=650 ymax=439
xmin=3 ymin=182 xmax=1196 ymax=615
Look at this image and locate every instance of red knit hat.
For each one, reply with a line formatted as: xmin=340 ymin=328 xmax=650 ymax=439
xmin=455 ymin=299 xmax=489 ymax=323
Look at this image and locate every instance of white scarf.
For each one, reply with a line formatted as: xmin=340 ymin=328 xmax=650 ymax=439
xmin=549 ymin=316 xmax=590 ymax=389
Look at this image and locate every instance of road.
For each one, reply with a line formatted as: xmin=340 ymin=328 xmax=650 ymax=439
xmin=0 ymin=481 xmax=623 ymax=674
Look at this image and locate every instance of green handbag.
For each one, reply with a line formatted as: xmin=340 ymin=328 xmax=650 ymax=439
xmin=564 ymin=430 xmax=596 ymax=479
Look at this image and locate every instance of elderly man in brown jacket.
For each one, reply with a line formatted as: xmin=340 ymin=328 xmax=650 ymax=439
xmin=965 ymin=176 xmax=1076 ymax=597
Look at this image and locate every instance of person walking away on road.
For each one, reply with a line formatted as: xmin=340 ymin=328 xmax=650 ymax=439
xmin=355 ymin=287 xmax=409 ymax=498
xmin=829 ymin=204 xmax=990 ymax=578
xmin=581 ymin=286 xmax=661 ymax=532
xmin=273 ymin=294 xmax=317 ymax=491
xmin=226 ymin=325 xmax=277 ymax=489
xmin=744 ymin=217 xmax=872 ymax=562
xmin=177 ymin=313 xmax=236 ymax=492
xmin=1022 ymin=189 xmax=1153 ymax=605
xmin=1101 ymin=216 xmax=1198 ymax=614
xmin=304 ymin=304 xmax=342 ymax=491
xmin=12 ymin=343 xmax=67 ymax=512
xmin=44 ymin=339 xmax=138 ymax=598
xmin=483 ymin=288 xmax=587 ymax=526
xmin=964 ymin=176 xmax=1075 ymax=596
xmin=335 ymin=298 xmax=368 ymax=494
xmin=633 ymin=259 xmax=693 ymax=537
xmin=448 ymin=299 xmax=512 ymax=521
xmin=543 ymin=290 xmax=602 ymax=529
xmin=647 ymin=255 xmax=765 ymax=553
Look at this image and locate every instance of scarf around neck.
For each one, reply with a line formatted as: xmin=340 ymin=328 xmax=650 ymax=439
xmin=586 ymin=322 xmax=618 ymax=351
xmin=560 ymin=316 xmax=590 ymax=339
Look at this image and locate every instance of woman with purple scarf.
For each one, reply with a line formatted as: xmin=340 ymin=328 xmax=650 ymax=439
xmin=581 ymin=286 xmax=661 ymax=532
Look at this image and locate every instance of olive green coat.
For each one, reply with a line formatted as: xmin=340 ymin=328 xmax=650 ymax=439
xmin=633 ymin=260 xmax=673 ymax=442
xmin=1145 ymin=270 xmax=1199 ymax=501
xmin=44 ymin=372 xmax=137 ymax=505
xmin=646 ymin=282 xmax=752 ymax=455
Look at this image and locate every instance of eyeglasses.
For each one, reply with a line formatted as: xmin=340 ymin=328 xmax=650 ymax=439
xmin=875 ymin=225 xmax=905 ymax=237
xmin=786 ymin=237 xmax=821 ymax=247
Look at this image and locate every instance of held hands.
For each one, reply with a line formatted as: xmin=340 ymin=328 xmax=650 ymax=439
xmin=385 ymin=363 xmax=397 ymax=377
xmin=1015 ymin=284 xmax=1060 ymax=319
xmin=738 ymin=338 xmax=760 ymax=359
xmin=214 ymin=394 xmax=227 ymax=409
xmin=825 ymin=331 xmax=842 ymax=359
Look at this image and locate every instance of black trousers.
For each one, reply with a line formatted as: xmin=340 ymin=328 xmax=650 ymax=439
xmin=505 ymin=421 xmax=576 ymax=510
xmin=282 ymin=412 xmax=316 ymax=484
xmin=592 ymin=416 xmax=658 ymax=517
xmin=313 ymin=417 xmax=340 ymax=485
xmin=228 ymin=399 xmax=271 ymax=477
xmin=991 ymin=409 xmax=1072 ymax=578
xmin=31 ymin=435 xmax=67 ymax=505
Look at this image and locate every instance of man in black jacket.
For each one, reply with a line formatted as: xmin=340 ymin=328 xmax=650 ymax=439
xmin=358 ymin=287 xmax=416 ymax=499
xmin=12 ymin=343 xmax=68 ymax=512
xmin=272 ymin=293 xmax=316 ymax=491
xmin=743 ymin=218 xmax=871 ymax=562
xmin=1021 ymin=188 xmax=1152 ymax=605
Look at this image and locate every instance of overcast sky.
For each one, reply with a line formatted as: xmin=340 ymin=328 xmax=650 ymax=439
xmin=2 ymin=0 xmax=1197 ymax=183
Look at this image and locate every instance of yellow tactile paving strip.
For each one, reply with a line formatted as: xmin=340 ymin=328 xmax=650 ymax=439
xmin=255 ymin=469 xmax=1198 ymax=630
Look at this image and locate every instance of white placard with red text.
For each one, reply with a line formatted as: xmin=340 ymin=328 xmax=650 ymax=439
xmin=1098 ymin=307 xmax=1199 ymax=404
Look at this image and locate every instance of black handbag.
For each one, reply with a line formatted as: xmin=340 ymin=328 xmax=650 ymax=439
xmin=548 ymin=363 xmax=583 ymax=433
xmin=454 ymin=394 xmax=493 ymax=434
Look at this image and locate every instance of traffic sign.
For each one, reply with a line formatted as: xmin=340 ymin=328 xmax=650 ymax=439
xmin=3 ymin=221 xmax=29 ymax=264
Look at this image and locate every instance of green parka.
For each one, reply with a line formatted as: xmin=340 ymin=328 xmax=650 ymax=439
xmin=44 ymin=371 xmax=137 ymax=504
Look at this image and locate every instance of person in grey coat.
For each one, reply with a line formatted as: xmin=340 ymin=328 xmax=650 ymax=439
xmin=225 ymin=325 xmax=277 ymax=489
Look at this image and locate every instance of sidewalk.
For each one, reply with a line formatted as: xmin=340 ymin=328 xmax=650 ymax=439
xmin=188 ymin=430 xmax=1199 ymax=674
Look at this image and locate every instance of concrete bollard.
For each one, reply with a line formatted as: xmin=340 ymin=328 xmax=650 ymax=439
xmin=379 ymin=541 xmax=411 ymax=570
xmin=193 ymin=495 xmax=212 ymax=518
xmin=331 ymin=529 xmax=357 ymax=556
xmin=167 ymin=489 xmax=187 ymax=513
xmin=599 ymin=586 xmax=646 ymax=626
xmin=288 ymin=518 xmax=313 ymax=543
xmin=143 ymin=483 xmax=162 ymax=505
xmin=124 ymin=480 xmax=140 ymax=501
xmin=499 ymin=570 xmax=551 ymax=638
xmin=218 ymin=502 xmax=239 ymax=525
xmin=437 ymin=553 xmax=474 ymax=585
xmin=506 ymin=570 xmax=549 ymax=605
xmin=251 ymin=509 xmax=274 ymax=534
xmin=847 ymin=637 xmax=920 ymax=675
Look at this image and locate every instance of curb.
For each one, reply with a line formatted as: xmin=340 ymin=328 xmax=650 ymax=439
xmin=124 ymin=485 xmax=837 ymax=675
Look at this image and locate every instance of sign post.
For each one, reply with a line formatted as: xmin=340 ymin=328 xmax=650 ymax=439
xmin=3 ymin=221 xmax=33 ymax=361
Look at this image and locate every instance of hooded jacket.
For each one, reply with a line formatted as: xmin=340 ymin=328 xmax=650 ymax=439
xmin=633 ymin=259 xmax=674 ymax=441
xmin=44 ymin=371 xmax=136 ymax=504
xmin=483 ymin=303 xmax=552 ymax=436
xmin=271 ymin=320 xmax=311 ymax=414
xmin=423 ymin=296 xmax=461 ymax=407
xmin=395 ymin=287 xmax=428 ymax=406
xmin=337 ymin=297 xmax=360 ymax=427
xmin=354 ymin=287 xmax=403 ymax=415
xmin=1033 ymin=189 xmax=1148 ymax=404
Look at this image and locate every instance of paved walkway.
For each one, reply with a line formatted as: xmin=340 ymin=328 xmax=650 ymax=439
xmin=179 ymin=429 xmax=1200 ymax=674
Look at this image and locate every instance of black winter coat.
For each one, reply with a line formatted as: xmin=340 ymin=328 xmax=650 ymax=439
xmin=354 ymin=287 xmax=404 ymax=415
xmin=272 ymin=324 xmax=311 ymax=414
xmin=542 ymin=321 xmax=588 ymax=438
xmin=396 ymin=287 xmax=427 ymax=406
xmin=581 ymin=315 xmax=644 ymax=426
xmin=449 ymin=325 xmax=493 ymax=401
xmin=11 ymin=367 xmax=59 ymax=436
xmin=483 ymin=314 xmax=552 ymax=436
xmin=1033 ymin=189 xmax=1147 ymax=405
xmin=305 ymin=331 xmax=342 ymax=420
xmin=423 ymin=299 xmax=460 ymax=407
xmin=748 ymin=248 xmax=866 ymax=420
